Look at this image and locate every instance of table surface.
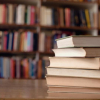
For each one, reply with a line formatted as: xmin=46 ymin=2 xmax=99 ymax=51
xmin=0 ymin=79 xmax=100 ymax=100
xmin=0 ymin=79 xmax=48 ymax=100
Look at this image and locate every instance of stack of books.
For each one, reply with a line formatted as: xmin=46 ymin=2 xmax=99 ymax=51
xmin=46 ymin=36 xmax=100 ymax=99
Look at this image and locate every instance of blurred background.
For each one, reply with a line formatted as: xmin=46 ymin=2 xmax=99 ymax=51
xmin=0 ymin=0 xmax=98 ymax=79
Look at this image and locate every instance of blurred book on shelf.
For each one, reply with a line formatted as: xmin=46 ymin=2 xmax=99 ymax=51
xmin=40 ymin=6 xmax=97 ymax=28
xmin=0 ymin=4 xmax=38 ymax=25
xmin=0 ymin=56 xmax=49 ymax=79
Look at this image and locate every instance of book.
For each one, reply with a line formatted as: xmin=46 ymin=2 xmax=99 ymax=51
xmin=49 ymin=57 xmax=99 ymax=69
xmin=48 ymin=92 xmax=100 ymax=99
xmin=52 ymin=48 xmax=100 ymax=57
xmin=47 ymin=67 xmax=100 ymax=79
xmin=48 ymin=86 xmax=100 ymax=93
xmin=85 ymin=9 xmax=91 ymax=28
xmin=56 ymin=36 xmax=100 ymax=48
xmin=46 ymin=75 xmax=100 ymax=88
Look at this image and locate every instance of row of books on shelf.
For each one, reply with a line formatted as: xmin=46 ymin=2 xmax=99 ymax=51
xmin=0 ymin=4 xmax=38 ymax=25
xmin=0 ymin=30 xmax=94 ymax=52
xmin=0 ymin=56 xmax=49 ymax=79
xmin=0 ymin=31 xmax=38 ymax=51
xmin=40 ymin=6 xmax=97 ymax=28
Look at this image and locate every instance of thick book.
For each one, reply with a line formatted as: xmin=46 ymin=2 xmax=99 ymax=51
xmin=48 ymin=92 xmax=100 ymax=99
xmin=49 ymin=57 xmax=99 ymax=69
xmin=53 ymin=48 xmax=100 ymax=57
xmin=48 ymin=86 xmax=100 ymax=93
xmin=47 ymin=67 xmax=100 ymax=79
xmin=46 ymin=75 xmax=100 ymax=88
xmin=56 ymin=36 xmax=100 ymax=48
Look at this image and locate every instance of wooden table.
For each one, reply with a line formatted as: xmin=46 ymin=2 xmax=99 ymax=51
xmin=0 ymin=79 xmax=100 ymax=100
xmin=0 ymin=79 xmax=48 ymax=100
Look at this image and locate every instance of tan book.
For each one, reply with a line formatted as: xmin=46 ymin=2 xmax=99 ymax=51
xmin=53 ymin=48 xmax=100 ymax=57
xmin=0 ymin=5 xmax=3 ymax=23
xmin=49 ymin=57 xmax=100 ymax=69
xmin=40 ymin=6 xmax=47 ymax=25
xmin=8 ymin=4 xmax=13 ymax=24
xmin=48 ymin=92 xmax=100 ymax=99
xmin=59 ymin=8 xmax=64 ymax=26
xmin=56 ymin=36 xmax=100 ymax=48
xmin=47 ymin=67 xmax=100 ymax=79
xmin=48 ymin=86 xmax=100 ymax=93
xmin=93 ymin=13 xmax=97 ymax=28
xmin=46 ymin=75 xmax=100 ymax=88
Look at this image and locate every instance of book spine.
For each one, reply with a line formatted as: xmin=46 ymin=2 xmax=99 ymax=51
xmin=30 ymin=6 xmax=35 ymax=25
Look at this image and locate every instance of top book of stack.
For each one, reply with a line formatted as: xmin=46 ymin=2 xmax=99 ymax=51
xmin=56 ymin=36 xmax=100 ymax=48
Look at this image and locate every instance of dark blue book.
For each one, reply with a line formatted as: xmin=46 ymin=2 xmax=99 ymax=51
xmin=82 ymin=10 xmax=87 ymax=26
xmin=11 ymin=32 xmax=14 ymax=50
xmin=6 ymin=33 xmax=9 ymax=50
xmin=80 ymin=10 xmax=87 ymax=27
xmin=0 ymin=57 xmax=3 ymax=78
xmin=1 ymin=57 xmax=3 ymax=78
xmin=42 ymin=60 xmax=45 ymax=79
xmin=52 ymin=8 xmax=55 ymax=25
xmin=33 ymin=33 xmax=38 ymax=51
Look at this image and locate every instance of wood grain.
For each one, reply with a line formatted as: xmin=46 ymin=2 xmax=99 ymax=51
xmin=0 ymin=79 xmax=48 ymax=100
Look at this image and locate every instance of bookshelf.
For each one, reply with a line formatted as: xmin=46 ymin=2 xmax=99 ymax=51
xmin=0 ymin=0 xmax=99 ymax=79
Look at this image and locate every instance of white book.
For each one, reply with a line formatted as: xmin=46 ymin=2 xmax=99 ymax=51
xmin=56 ymin=36 xmax=100 ymax=48
xmin=49 ymin=57 xmax=100 ymax=69
xmin=46 ymin=8 xmax=52 ymax=25
xmin=52 ymin=48 xmax=100 ymax=57
xmin=47 ymin=67 xmax=100 ymax=79
xmin=16 ymin=5 xmax=25 ymax=24
xmin=21 ymin=5 xmax=25 ymax=24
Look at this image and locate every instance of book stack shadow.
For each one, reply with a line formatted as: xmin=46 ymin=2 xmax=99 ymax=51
xmin=46 ymin=36 xmax=100 ymax=99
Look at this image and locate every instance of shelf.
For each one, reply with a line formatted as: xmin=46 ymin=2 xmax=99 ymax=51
xmin=0 ymin=51 xmax=54 ymax=55
xmin=41 ymin=0 xmax=97 ymax=7
xmin=39 ymin=51 xmax=54 ymax=55
xmin=41 ymin=25 xmax=97 ymax=31
xmin=0 ymin=0 xmax=39 ymax=5
xmin=0 ymin=24 xmax=39 ymax=29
